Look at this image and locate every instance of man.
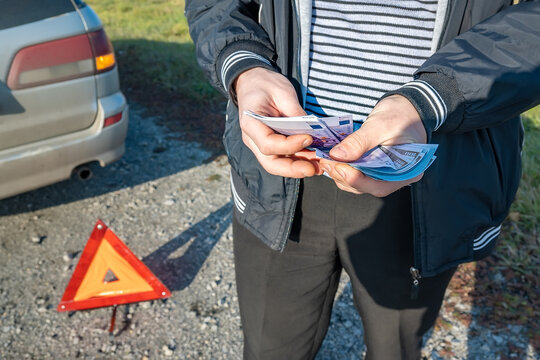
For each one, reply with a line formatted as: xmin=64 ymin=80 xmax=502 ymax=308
xmin=186 ymin=1 xmax=540 ymax=359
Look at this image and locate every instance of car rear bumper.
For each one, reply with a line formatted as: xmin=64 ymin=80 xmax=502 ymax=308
xmin=0 ymin=91 xmax=128 ymax=200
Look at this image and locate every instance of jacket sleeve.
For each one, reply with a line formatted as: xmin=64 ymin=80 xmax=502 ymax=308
xmin=384 ymin=2 xmax=540 ymax=139
xmin=185 ymin=0 xmax=278 ymax=100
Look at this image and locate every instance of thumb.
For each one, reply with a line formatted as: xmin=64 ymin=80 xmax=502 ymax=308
xmin=329 ymin=129 xmax=373 ymax=162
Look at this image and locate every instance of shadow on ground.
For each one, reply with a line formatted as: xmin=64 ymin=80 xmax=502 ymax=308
xmin=144 ymin=202 xmax=232 ymax=291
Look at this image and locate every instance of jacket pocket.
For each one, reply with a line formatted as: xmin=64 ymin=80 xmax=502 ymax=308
xmin=420 ymin=117 xmax=522 ymax=275
xmin=223 ymin=102 xmax=297 ymax=251
xmin=484 ymin=117 xmax=523 ymax=219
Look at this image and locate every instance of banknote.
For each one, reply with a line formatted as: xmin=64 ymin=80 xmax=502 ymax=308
xmin=244 ymin=110 xmax=341 ymax=148
xmin=319 ymin=115 xmax=353 ymax=141
xmin=316 ymin=147 xmax=398 ymax=169
xmin=316 ymin=143 xmax=437 ymax=181
xmin=358 ymin=145 xmax=438 ymax=181
xmin=244 ymin=110 xmax=438 ymax=181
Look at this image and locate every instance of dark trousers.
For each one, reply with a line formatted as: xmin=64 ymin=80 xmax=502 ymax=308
xmin=233 ymin=175 xmax=455 ymax=360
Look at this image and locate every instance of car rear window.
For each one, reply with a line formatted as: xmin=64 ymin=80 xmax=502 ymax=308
xmin=0 ymin=0 xmax=82 ymax=31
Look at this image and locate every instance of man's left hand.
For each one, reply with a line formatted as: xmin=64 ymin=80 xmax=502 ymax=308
xmin=319 ymin=95 xmax=427 ymax=197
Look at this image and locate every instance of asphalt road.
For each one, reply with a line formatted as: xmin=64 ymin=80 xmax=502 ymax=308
xmin=0 ymin=104 xmax=536 ymax=359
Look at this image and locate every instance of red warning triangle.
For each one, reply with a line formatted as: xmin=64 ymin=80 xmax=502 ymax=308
xmin=57 ymin=219 xmax=171 ymax=311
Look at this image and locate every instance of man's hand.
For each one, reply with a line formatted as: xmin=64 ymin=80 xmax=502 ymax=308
xmin=320 ymin=95 xmax=427 ymax=197
xmin=235 ymin=67 xmax=320 ymax=178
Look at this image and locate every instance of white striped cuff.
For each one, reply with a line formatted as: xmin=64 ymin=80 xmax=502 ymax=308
xmin=220 ymin=50 xmax=271 ymax=89
xmin=401 ymin=80 xmax=448 ymax=131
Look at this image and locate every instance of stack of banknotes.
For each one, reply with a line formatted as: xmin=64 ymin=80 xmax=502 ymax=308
xmin=244 ymin=110 xmax=438 ymax=181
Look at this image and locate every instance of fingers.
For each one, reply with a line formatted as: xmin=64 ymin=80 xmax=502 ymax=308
xmin=334 ymin=181 xmax=363 ymax=195
xmin=262 ymin=157 xmax=319 ymax=178
xmin=329 ymin=129 xmax=373 ymax=162
xmin=295 ymin=149 xmax=324 ymax=175
xmin=320 ymin=159 xmax=423 ymax=197
xmin=235 ymin=67 xmax=311 ymax=157
xmin=240 ymin=114 xmax=312 ymax=155
xmin=245 ymin=136 xmax=319 ymax=178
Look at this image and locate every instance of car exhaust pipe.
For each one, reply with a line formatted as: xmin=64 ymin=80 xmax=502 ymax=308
xmin=74 ymin=165 xmax=93 ymax=181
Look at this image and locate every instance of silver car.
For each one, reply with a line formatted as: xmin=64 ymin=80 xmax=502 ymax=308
xmin=0 ymin=0 xmax=128 ymax=199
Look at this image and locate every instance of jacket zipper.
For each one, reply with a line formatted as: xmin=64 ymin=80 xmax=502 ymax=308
xmin=410 ymin=184 xmax=423 ymax=299
xmin=277 ymin=0 xmax=302 ymax=252
xmin=410 ymin=266 xmax=422 ymax=300
xmin=413 ymin=0 xmax=462 ymax=295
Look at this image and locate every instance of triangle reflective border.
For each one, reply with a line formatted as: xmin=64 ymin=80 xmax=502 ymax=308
xmin=57 ymin=219 xmax=171 ymax=311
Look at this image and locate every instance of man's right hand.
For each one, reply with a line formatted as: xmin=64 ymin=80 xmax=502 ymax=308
xmin=234 ymin=67 xmax=321 ymax=178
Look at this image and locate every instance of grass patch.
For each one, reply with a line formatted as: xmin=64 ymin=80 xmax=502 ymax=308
xmin=86 ymin=0 xmax=220 ymax=103
xmin=499 ymin=107 xmax=540 ymax=275
xmin=86 ymin=0 xmax=226 ymax=154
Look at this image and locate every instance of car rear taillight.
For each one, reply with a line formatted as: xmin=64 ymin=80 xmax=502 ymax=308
xmin=7 ymin=29 xmax=116 ymax=90
xmin=88 ymin=29 xmax=116 ymax=73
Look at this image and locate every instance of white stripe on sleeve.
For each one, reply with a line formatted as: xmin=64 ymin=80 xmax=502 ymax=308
xmin=221 ymin=51 xmax=271 ymax=88
xmin=402 ymin=82 xmax=441 ymax=128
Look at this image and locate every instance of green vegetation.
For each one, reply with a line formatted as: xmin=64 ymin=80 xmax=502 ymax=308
xmin=500 ymin=107 xmax=540 ymax=275
xmin=86 ymin=0 xmax=220 ymax=102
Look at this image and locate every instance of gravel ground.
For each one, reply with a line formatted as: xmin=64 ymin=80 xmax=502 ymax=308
xmin=0 ymin=104 xmax=537 ymax=359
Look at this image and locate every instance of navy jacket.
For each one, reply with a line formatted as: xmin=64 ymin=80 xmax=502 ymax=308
xmin=186 ymin=0 xmax=540 ymax=277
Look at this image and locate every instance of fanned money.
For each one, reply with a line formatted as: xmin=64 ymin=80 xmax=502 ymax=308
xmin=244 ymin=110 xmax=346 ymax=148
xmin=244 ymin=110 xmax=438 ymax=181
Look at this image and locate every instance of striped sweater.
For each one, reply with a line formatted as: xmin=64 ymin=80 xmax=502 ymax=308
xmin=305 ymin=0 xmax=444 ymax=127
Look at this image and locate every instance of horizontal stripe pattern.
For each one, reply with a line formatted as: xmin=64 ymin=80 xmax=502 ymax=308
xmin=221 ymin=50 xmax=271 ymax=88
xmin=306 ymin=0 xmax=438 ymax=119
